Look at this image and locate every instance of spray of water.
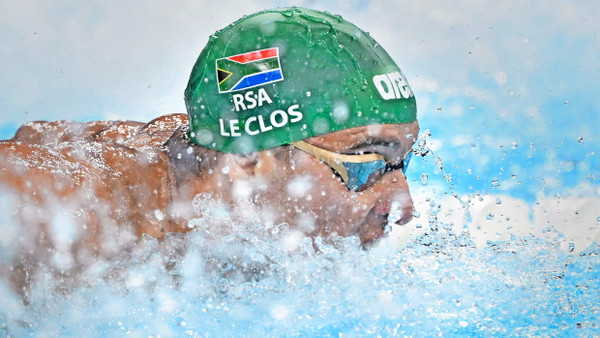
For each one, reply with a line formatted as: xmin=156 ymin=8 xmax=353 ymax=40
xmin=1 ymin=130 xmax=599 ymax=336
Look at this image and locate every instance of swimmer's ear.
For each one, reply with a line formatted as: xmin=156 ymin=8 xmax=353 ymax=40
xmin=223 ymin=151 xmax=281 ymax=179
xmin=225 ymin=153 xmax=259 ymax=177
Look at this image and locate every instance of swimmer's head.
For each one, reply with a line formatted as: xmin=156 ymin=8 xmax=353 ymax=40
xmin=174 ymin=8 xmax=419 ymax=245
xmin=184 ymin=7 xmax=417 ymax=154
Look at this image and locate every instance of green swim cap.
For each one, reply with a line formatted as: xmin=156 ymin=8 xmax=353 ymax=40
xmin=185 ymin=7 xmax=417 ymax=153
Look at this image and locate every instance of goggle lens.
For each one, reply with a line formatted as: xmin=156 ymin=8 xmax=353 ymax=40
xmin=343 ymin=160 xmax=386 ymax=191
xmin=293 ymin=141 xmax=412 ymax=192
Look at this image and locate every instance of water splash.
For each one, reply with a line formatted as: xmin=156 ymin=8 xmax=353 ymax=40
xmin=1 ymin=188 xmax=599 ymax=336
xmin=0 ymin=130 xmax=598 ymax=336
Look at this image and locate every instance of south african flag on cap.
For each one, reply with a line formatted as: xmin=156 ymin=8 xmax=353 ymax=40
xmin=216 ymin=47 xmax=284 ymax=93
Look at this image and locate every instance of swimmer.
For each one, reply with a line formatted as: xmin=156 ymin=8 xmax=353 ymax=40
xmin=0 ymin=8 xmax=418 ymax=267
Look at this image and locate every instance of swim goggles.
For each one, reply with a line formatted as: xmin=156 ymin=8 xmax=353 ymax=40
xmin=292 ymin=141 xmax=412 ymax=192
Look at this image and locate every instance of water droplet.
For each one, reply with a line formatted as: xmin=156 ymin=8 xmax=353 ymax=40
xmin=154 ymin=209 xmax=165 ymax=221
xmin=486 ymin=213 xmax=494 ymax=220
xmin=218 ymin=278 xmax=229 ymax=292
xmin=491 ymin=180 xmax=500 ymax=188
xmin=332 ymin=100 xmax=350 ymax=123
xmin=421 ymin=173 xmax=428 ymax=185
xmin=312 ymin=118 xmax=330 ymax=134
xmin=195 ymin=129 xmax=214 ymax=145
xmin=496 ymin=198 xmax=502 ymax=205
xmin=221 ymin=166 xmax=230 ymax=174
xmin=306 ymin=91 xmax=312 ymax=97
xmin=577 ymin=137 xmax=584 ymax=143
xmin=568 ymin=243 xmax=575 ymax=253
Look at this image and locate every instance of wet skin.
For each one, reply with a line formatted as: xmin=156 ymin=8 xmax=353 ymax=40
xmin=0 ymin=114 xmax=419 ymax=249
xmin=202 ymin=121 xmax=420 ymax=245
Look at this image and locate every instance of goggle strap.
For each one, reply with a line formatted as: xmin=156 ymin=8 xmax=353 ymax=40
xmin=292 ymin=141 xmax=350 ymax=183
xmin=292 ymin=141 xmax=385 ymax=162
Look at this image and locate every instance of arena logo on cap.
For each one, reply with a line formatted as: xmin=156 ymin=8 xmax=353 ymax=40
xmin=216 ymin=48 xmax=284 ymax=93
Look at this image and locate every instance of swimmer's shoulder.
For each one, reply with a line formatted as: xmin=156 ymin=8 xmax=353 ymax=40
xmin=141 ymin=114 xmax=188 ymax=134
xmin=6 ymin=114 xmax=188 ymax=149
xmin=121 ymin=114 xmax=189 ymax=149
xmin=11 ymin=120 xmax=115 ymax=144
